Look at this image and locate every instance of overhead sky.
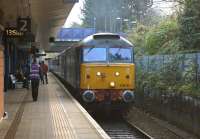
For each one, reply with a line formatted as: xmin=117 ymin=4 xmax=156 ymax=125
xmin=64 ymin=0 xmax=84 ymax=28
xmin=64 ymin=0 xmax=175 ymax=28
xmin=153 ymin=0 xmax=175 ymax=15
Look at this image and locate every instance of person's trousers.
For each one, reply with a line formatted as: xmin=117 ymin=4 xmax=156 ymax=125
xmin=44 ymin=73 xmax=48 ymax=84
xmin=31 ymin=79 xmax=39 ymax=101
xmin=40 ymin=74 xmax=44 ymax=84
xmin=23 ymin=77 xmax=29 ymax=89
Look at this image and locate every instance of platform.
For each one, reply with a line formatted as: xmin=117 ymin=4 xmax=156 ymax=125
xmin=0 ymin=74 xmax=110 ymax=139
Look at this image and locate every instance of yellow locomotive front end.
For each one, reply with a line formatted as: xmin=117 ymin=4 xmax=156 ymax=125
xmin=79 ymin=34 xmax=135 ymax=105
xmin=80 ymin=64 xmax=135 ymax=103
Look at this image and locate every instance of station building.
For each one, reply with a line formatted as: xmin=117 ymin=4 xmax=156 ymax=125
xmin=0 ymin=0 xmax=78 ymax=119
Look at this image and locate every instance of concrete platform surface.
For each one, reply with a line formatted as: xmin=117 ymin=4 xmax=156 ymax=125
xmin=0 ymin=73 xmax=110 ymax=139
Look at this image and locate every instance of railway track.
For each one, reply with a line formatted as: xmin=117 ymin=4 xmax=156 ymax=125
xmin=93 ymin=113 xmax=152 ymax=139
xmin=101 ymin=120 xmax=152 ymax=139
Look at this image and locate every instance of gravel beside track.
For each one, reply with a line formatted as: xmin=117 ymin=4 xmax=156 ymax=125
xmin=125 ymin=106 xmax=198 ymax=139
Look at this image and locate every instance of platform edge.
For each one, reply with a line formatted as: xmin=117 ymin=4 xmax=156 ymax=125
xmin=53 ymin=74 xmax=111 ymax=139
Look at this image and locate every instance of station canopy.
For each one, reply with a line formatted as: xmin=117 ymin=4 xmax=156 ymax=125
xmin=46 ymin=28 xmax=95 ymax=53
xmin=57 ymin=28 xmax=96 ymax=41
xmin=0 ymin=0 xmax=78 ymax=49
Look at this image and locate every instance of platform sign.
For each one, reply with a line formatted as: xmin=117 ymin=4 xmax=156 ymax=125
xmin=5 ymin=27 xmax=24 ymax=38
xmin=17 ymin=17 xmax=31 ymax=32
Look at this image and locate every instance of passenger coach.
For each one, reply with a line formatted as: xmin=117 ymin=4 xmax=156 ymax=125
xmin=50 ymin=33 xmax=135 ymax=110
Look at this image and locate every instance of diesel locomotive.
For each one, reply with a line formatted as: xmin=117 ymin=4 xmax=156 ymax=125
xmin=49 ymin=33 xmax=135 ymax=110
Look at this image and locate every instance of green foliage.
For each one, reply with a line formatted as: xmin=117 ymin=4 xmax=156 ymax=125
xmin=82 ymin=0 xmax=153 ymax=32
xmin=128 ymin=18 xmax=181 ymax=55
xmin=178 ymin=84 xmax=193 ymax=94
xmin=128 ymin=24 xmax=149 ymax=56
xmin=136 ymin=55 xmax=200 ymax=97
xmin=179 ymin=0 xmax=200 ymax=50
xmin=158 ymin=39 xmax=180 ymax=54
xmin=81 ymin=0 xmax=95 ymax=28
xmin=131 ymin=0 xmax=200 ymax=97
xmin=145 ymin=19 xmax=179 ymax=54
xmin=142 ymin=8 xmax=164 ymax=26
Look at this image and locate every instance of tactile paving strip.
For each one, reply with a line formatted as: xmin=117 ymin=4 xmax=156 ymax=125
xmin=49 ymin=84 xmax=77 ymax=139
xmin=4 ymin=92 xmax=29 ymax=139
xmin=2 ymin=74 xmax=108 ymax=139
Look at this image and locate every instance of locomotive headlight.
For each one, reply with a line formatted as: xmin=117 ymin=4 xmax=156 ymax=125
xmin=96 ymin=72 xmax=101 ymax=76
xmin=110 ymin=81 xmax=115 ymax=87
xmin=115 ymin=72 xmax=120 ymax=76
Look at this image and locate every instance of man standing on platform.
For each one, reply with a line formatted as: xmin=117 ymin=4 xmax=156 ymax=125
xmin=41 ymin=61 xmax=48 ymax=84
xmin=30 ymin=58 xmax=40 ymax=101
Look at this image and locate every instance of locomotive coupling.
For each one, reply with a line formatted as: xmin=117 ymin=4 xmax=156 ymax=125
xmin=82 ymin=90 xmax=96 ymax=103
xmin=122 ymin=90 xmax=135 ymax=103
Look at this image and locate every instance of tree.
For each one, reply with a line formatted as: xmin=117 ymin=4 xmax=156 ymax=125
xmin=125 ymin=0 xmax=153 ymax=22
xmin=69 ymin=22 xmax=83 ymax=28
xmin=142 ymin=8 xmax=163 ymax=26
xmin=81 ymin=0 xmax=153 ymax=32
xmin=81 ymin=0 xmax=96 ymax=28
xmin=179 ymin=0 xmax=200 ymax=50
xmin=128 ymin=17 xmax=180 ymax=55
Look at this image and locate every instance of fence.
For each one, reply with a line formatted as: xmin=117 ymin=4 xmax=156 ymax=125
xmin=135 ymin=53 xmax=200 ymax=137
xmin=136 ymin=53 xmax=200 ymax=74
xmin=136 ymin=53 xmax=200 ymax=95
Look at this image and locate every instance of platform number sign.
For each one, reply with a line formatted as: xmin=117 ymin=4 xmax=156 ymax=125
xmin=17 ymin=17 xmax=31 ymax=32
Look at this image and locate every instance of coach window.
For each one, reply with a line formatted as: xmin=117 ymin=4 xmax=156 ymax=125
xmin=83 ymin=47 xmax=106 ymax=62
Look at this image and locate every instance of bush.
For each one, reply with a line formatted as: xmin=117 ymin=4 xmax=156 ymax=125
xmin=179 ymin=0 xmax=200 ymax=50
xmin=128 ymin=24 xmax=149 ymax=56
xmin=136 ymin=54 xmax=200 ymax=97
xmin=145 ymin=19 xmax=180 ymax=54
xmin=128 ymin=18 xmax=180 ymax=55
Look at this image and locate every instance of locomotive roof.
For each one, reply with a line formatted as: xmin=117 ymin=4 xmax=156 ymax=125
xmin=58 ymin=33 xmax=134 ymax=56
xmin=79 ymin=33 xmax=134 ymax=48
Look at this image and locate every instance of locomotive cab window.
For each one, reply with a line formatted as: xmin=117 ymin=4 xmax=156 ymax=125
xmin=109 ymin=47 xmax=133 ymax=63
xmin=83 ymin=47 xmax=106 ymax=62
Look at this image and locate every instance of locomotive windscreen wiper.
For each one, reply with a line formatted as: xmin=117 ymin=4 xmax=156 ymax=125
xmin=116 ymin=46 xmax=122 ymax=54
xmin=84 ymin=46 xmax=95 ymax=56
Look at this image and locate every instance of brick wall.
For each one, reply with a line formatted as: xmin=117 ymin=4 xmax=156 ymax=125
xmin=0 ymin=47 xmax=4 ymax=119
